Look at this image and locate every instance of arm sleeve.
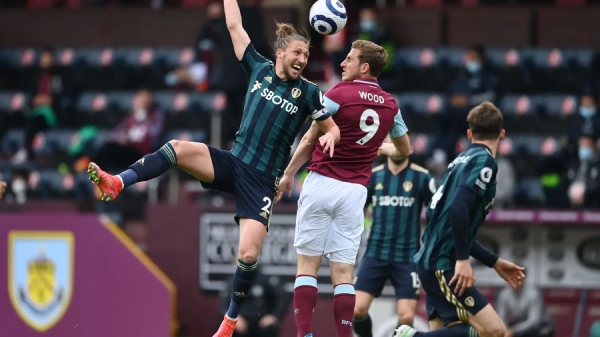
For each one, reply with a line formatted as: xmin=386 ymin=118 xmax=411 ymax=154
xmin=389 ymin=109 xmax=408 ymax=138
xmin=421 ymin=174 xmax=436 ymax=205
xmin=470 ymin=240 xmax=499 ymax=268
xmin=450 ymin=185 xmax=478 ymax=260
xmin=308 ymin=87 xmax=330 ymax=121
xmin=239 ymin=43 xmax=270 ymax=74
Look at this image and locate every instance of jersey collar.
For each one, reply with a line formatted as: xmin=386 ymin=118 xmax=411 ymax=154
xmin=353 ymin=78 xmax=380 ymax=87
xmin=470 ymin=143 xmax=492 ymax=155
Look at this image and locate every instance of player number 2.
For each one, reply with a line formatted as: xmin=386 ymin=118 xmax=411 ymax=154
xmin=356 ymin=109 xmax=380 ymax=145
xmin=410 ymin=272 xmax=421 ymax=289
xmin=261 ymin=197 xmax=272 ymax=214
xmin=430 ymin=184 xmax=444 ymax=209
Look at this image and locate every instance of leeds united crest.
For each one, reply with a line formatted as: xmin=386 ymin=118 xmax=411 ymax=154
xmin=9 ymin=231 xmax=74 ymax=332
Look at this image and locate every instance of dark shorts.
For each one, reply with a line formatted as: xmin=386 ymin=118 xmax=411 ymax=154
xmin=354 ymin=256 xmax=421 ymax=300
xmin=200 ymin=146 xmax=279 ymax=228
xmin=418 ymin=266 xmax=489 ymax=325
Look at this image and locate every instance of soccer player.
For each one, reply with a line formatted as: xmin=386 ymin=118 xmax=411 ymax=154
xmin=394 ymin=102 xmax=525 ymax=337
xmin=353 ymin=135 xmax=436 ymax=337
xmin=277 ymin=40 xmax=412 ymax=337
xmin=87 ymin=1 xmax=340 ymax=336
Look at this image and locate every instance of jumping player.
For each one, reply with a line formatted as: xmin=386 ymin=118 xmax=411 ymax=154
xmin=277 ymin=40 xmax=412 ymax=337
xmin=353 ymin=135 xmax=436 ymax=337
xmin=394 ymin=102 xmax=525 ymax=337
xmin=87 ymin=1 xmax=340 ymax=336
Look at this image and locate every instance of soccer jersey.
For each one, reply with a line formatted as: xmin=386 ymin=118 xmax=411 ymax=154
xmin=365 ymin=162 xmax=436 ymax=263
xmin=308 ymin=79 xmax=408 ymax=186
xmin=414 ymin=143 xmax=498 ymax=271
xmin=231 ymin=43 xmax=330 ymax=176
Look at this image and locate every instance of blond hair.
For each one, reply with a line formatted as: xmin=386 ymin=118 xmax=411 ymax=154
xmin=272 ymin=22 xmax=310 ymax=51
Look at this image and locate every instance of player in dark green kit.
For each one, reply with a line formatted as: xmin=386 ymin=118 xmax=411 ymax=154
xmin=353 ymin=136 xmax=436 ymax=337
xmin=395 ymin=102 xmax=525 ymax=337
xmin=86 ymin=1 xmax=340 ymax=337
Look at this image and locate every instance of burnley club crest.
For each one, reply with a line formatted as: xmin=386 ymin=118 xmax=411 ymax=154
xmin=9 ymin=231 xmax=74 ymax=332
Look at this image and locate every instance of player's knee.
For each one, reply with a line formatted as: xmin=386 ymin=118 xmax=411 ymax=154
xmin=168 ymin=139 xmax=182 ymax=154
xmin=478 ymin=323 xmax=505 ymax=337
xmin=237 ymin=251 xmax=259 ymax=264
xmin=397 ymin=311 xmax=414 ymax=325
xmin=353 ymin=304 xmax=369 ymax=318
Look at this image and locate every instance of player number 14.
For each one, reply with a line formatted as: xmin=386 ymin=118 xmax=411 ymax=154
xmin=356 ymin=109 xmax=381 ymax=145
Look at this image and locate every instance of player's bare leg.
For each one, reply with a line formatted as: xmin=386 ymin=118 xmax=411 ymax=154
xmin=330 ymin=261 xmax=356 ymax=337
xmin=214 ymin=218 xmax=267 ymax=337
xmin=353 ymin=291 xmax=375 ymax=337
xmin=89 ymin=140 xmax=215 ymax=201
xmin=397 ymin=299 xmax=418 ymax=326
xmin=428 ymin=317 xmax=444 ymax=331
xmin=395 ymin=304 xmax=504 ymax=337
xmin=465 ymin=304 xmax=506 ymax=337
xmin=294 ymin=254 xmax=322 ymax=337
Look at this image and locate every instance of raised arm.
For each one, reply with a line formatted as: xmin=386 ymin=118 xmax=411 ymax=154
xmin=224 ymin=0 xmax=251 ymax=60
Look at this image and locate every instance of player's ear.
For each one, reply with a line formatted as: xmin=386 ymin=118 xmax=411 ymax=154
xmin=360 ymin=62 xmax=370 ymax=75
xmin=276 ymin=48 xmax=283 ymax=59
xmin=499 ymin=129 xmax=506 ymax=141
xmin=467 ymin=129 xmax=473 ymax=142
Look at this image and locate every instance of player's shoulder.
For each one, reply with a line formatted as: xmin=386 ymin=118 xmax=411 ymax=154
xmin=409 ymin=163 xmax=430 ymax=175
xmin=300 ymin=76 xmax=320 ymax=90
xmin=372 ymin=163 xmax=385 ymax=173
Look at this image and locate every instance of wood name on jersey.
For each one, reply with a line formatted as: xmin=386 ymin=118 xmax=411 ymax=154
xmin=358 ymin=91 xmax=385 ymax=104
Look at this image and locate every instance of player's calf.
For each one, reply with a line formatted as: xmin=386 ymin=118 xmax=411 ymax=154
xmin=353 ymin=291 xmax=375 ymax=337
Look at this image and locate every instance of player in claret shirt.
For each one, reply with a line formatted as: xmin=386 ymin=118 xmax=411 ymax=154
xmin=277 ymin=39 xmax=412 ymax=337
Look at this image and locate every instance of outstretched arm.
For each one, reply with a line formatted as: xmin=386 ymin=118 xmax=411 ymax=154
xmin=224 ymin=0 xmax=251 ymax=60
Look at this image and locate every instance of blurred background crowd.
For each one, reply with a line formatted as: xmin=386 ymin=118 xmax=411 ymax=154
xmin=2 ymin=0 xmax=600 ymax=226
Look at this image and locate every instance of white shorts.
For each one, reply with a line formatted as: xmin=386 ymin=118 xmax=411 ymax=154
xmin=294 ymin=172 xmax=368 ymax=265
xmin=189 ymin=62 xmax=208 ymax=84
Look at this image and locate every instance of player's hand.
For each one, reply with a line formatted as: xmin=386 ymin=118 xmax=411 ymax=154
xmin=235 ymin=316 xmax=248 ymax=333
xmin=276 ymin=174 xmax=295 ymax=203
xmin=493 ymin=258 xmax=525 ymax=290
xmin=319 ymin=132 xmax=336 ymax=158
xmin=449 ymin=259 xmax=475 ymax=296
xmin=258 ymin=314 xmax=278 ymax=328
xmin=0 ymin=181 xmax=6 ymax=200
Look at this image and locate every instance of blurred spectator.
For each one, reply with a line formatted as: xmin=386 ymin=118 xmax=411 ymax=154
xmin=166 ymin=0 xmax=269 ymax=147
xmin=90 ymin=89 xmax=164 ymax=171
xmin=495 ymin=139 xmax=516 ymax=207
xmin=218 ymin=265 xmax=291 ymax=337
xmin=537 ymin=138 xmax=569 ymax=208
xmin=0 ymin=180 xmax=6 ymax=200
xmin=12 ymin=47 xmax=71 ymax=163
xmin=164 ymin=1 xmax=223 ymax=91
xmin=566 ymin=93 xmax=600 ymax=161
xmin=566 ymin=126 xmax=600 ymax=208
xmin=431 ymin=45 xmax=497 ymax=165
xmin=496 ymin=273 xmax=555 ymax=337
xmin=323 ymin=6 xmax=398 ymax=90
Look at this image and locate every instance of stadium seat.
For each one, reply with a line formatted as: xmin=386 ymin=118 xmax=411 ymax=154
xmin=0 ymin=91 xmax=29 ymax=113
xmin=0 ymin=48 xmax=38 ymax=90
xmin=565 ymin=49 xmax=596 ymax=91
xmin=436 ymin=47 xmax=467 ymax=84
xmin=487 ymin=48 xmax=531 ymax=94
xmin=394 ymin=48 xmax=444 ymax=92
xmin=116 ymin=48 xmax=163 ymax=89
xmin=521 ymin=48 xmax=572 ymax=93
xmin=76 ymin=48 xmax=124 ymax=90
xmin=155 ymin=48 xmax=195 ymax=69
